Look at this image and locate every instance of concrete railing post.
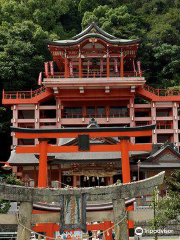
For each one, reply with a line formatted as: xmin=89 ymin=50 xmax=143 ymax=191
xmin=17 ymin=201 xmax=33 ymax=240
xmin=113 ymin=199 xmax=128 ymax=240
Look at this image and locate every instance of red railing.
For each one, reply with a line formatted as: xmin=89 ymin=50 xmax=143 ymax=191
xmin=136 ymin=122 xmax=173 ymax=129
xmin=136 ymin=122 xmax=150 ymax=127
xmin=62 ymin=110 xmax=129 ymax=119
xmin=143 ymin=84 xmax=180 ymax=96
xmin=3 ymin=86 xmax=46 ymax=100
xmin=45 ymin=71 xmax=143 ymax=79
xmin=157 ymin=122 xmax=173 ymax=129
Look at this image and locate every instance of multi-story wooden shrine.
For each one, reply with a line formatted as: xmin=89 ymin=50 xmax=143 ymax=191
xmin=2 ymin=22 xmax=180 ymax=188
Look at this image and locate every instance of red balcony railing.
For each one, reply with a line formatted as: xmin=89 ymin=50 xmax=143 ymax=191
xmin=136 ymin=122 xmax=173 ymax=129
xmin=62 ymin=110 xmax=129 ymax=118
xmin=157 ymin=122 xmax=173 ymax=129
xmin=45 ymin=71 xmax=143 ymax=79
xmin=143 ymin=85 xmax=180 ymax=96
xmin=3 ymin=86 xmax=46 ymax=100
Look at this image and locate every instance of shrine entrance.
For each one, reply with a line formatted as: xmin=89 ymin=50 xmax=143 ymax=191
xmin=10 ymin=124 xmax=156 ymax=239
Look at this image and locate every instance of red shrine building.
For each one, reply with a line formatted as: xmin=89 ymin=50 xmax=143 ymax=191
xmin=3 ymin=22 xmax=180 ymax=189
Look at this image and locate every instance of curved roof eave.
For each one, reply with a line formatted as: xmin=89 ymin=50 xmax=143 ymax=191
xmin=46 ymin=33 xmax=140 ymax=47
xmin=72 ymin=23 xmax=117 ymax=40
xmin=11 ymin=124 xmax=155 ymax=133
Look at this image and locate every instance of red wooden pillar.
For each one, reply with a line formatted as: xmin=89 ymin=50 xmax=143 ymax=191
xmin=104 ymin=221 xmax=112 ymax=240
xmin=38 ymin=140 xmax=48 ymax=188
xmin=127 ymin=205 xmax=134 ymax=237
xmin=120 ymin=138 xmax=134 ymax=238
xmin=79 ymin=56 xmax=82 ymax=78
xmin=120 ymin=52 xmax=124 ymax=77
xmin=107 ymin=55 xmax=110 ymax=78
xmin=109 ymin=176 xmax=113 ymax=185
xmin=65 ymin=57 xmax=68 ymax=78
xmin=120 ymin=138 xmax=130 ymax=183
xmin=46 ymin=223 xmax=54 ymax=240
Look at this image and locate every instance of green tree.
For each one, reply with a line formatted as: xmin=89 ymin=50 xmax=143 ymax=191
xmin=0 ymin=21 xmax=50 ymax=91
xmin=0 ymin=174 xmax=23 ymax=214
xmin=149 ymin=170 xmax=180 ymax=237
xmin=0 ymin=0 xmax=80 ymax=161
xmin=81 ymin=1 xmax=180 ymax=88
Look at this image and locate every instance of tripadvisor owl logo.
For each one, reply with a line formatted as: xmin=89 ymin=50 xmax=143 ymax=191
xmin=135 ymin=227 xmax=143 ymax=236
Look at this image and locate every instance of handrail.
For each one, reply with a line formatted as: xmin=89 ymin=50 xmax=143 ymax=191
xmin=143 ymin=84 xmax=180 ymax=97
xmin=156 ymin=122 xmax=173 ymax=129
xmin=62 ymin=110 xmax=129 ymax=119
xmin=3 ymin=86 xmax=46 ymax=100
xmin=44 ymin=71 xmax=143 ymax=78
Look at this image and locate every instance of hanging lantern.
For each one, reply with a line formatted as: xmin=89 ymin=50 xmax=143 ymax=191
xmin=83 ymin=176 xmax=87 ymax=182
xmin=92 ymin=176 xmax=95 ymax=182
xmin=1 ymin=162 xmax=12 ymax=171
xmin=101 ymin=177 xmax=105 ymax=183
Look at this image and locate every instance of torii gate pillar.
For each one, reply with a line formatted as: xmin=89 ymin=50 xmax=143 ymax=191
xmin=120 ymin=138 xmax=131 ymax=183
xmin=38 ymin=139 xmax=48 ymax=187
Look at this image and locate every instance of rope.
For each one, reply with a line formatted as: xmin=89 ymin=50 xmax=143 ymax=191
xmin=16 ymin=212 xmax=127 ymax=240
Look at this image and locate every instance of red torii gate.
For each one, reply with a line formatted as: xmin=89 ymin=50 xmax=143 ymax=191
xmin=11 ymin=124 xmax=155 ymax=239
xmin=12 ymin=125 xmax=155 ymax=187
